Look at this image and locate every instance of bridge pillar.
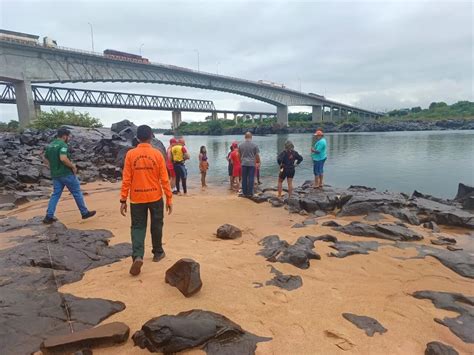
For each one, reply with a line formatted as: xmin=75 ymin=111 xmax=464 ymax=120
xmin=224 ymin=112 xmax=228 ymax=120
xmin=14 ymin=80 xmax=36 ymax=128
xmin=329 ymin=106 xmax=334 ymax=121
xmin=277 ymin=106 xmax=288 ymax=126
xmin=172 ymin=110 xmax=182 ymax=129
xmin=312 ymin=105 xmax=322 ymax=122
xmin=211 ymin=112 xmax=218 ymax=121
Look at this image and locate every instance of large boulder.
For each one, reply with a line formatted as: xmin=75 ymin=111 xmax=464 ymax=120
xmin=216 ymin=224 xmax=242 ymax=240
xmin=454 ymin=183 xmax=474 ymax=210
xmin=165 ymin=258 xmax=202 ymax=297
xmin=336 ymin=222 xmax=423 ymax=241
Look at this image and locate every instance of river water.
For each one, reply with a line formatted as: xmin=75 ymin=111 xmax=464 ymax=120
xmin=156 ymin=130 xmax=474 ymax=198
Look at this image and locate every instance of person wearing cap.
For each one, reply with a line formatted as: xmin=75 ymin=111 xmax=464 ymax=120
xmin=42 ymin=127 xmax=96 ymax=224
xmin=120 ymin=125 xmax=173 ymax=276
xmin=229 ymin=142 xmax=241 ymax=191
xmin=277 ymin=140 xmax=303 ymax=198
xmin=311 ymin=129 xmax=327 ymax=189
xmin=166 ymin=138 xmax=177 ymax=193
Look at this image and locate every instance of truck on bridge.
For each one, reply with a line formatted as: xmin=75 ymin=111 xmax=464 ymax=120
xmin=0 ymin=29 xmax=57 ymax=48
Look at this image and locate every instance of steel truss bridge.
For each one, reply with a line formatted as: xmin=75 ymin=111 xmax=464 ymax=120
xmin=0 ymin=82 xmax=218 ymax=113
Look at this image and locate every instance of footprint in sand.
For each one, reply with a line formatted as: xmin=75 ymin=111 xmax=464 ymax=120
xmin=324 ymin=330 xmax=355 ymax=351
xmin=272 ymin=290 xmax=288 ymax=303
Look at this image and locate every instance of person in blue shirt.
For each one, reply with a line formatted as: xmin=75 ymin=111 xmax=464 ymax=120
xmin=311 ymin=129 xmax=327 ymax=189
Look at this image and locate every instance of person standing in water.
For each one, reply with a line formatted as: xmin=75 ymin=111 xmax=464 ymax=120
xmin=171 ymin=138 xmax=189 ymax=195
xmin=120 ymin=125 xmax=173 ymax=276
xmin=43 ymin=128 xmax=96 ymax=224
xmin=311 ymin=129 xmax=327 ymax=189
xmin=226 ymin=145 xmax=234 ymax=190
xmin=166 ymin=138 xmax=177 ymax=194
xmin=229 ymin=142 xmax=241 ymax=191
xmin=199 ymin=146 xmax=209 ymax=189
xmin=277 ymin=140 xmax=303 ymax=198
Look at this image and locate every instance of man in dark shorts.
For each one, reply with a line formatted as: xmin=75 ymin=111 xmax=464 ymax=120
xmin=277 ymin=140 xmax=303 ymax=198
xmin=43 ymin=128 xmax=96 ymax=224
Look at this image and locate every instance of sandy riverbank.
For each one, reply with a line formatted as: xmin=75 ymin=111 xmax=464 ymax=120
xmin=2 ymin=181 xmax=473 ymax=354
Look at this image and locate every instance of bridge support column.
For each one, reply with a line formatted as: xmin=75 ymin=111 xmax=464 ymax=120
xmin=224 ymin=112 xmax=227 ymax=120
xmin=329 ymin=106 xmax=334 ymax=121
xmin=172 ymin=110 xmax=182 ymax=129
xmin=14 ymin=80 xmax=36 ymax=128
xmin=277 ymin=105 xmax=288 ymax=126
xmin=312 ymin=105 xmax=322 ymax=122
xmin=211 ymin=112 xmax=218 ymax=121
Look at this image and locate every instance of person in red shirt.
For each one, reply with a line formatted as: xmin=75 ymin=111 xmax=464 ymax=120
xmin=120 ymin=125 xmax=173 ymax=276
xmin=229 ymin=142 xmax=241 ymax=191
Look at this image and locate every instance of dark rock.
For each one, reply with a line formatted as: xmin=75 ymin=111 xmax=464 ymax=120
xmin=257 ymin=235 xmax=321 ymax=269
xmin=313 ymin=210 xmax=327 ymax=217
xmin=269 ymin=197 xmax=284 ymax=208
xmin=364 ymin=212 xmax=384 ymax=222
xmin=17 ymin=165 xmax=41 ymax=183
xmin=454 ymin=183 xmax=474 ymax=210
xmin=342 ymin=313 xmax=387 ymax=336
xmin=395 ymin=242 xmax=473 ymax=279
xmin=0 ymin=202 xmax=15 ymax=211
xmin=40 ymin=322 xmax=129 ymax=354
xmin=336 ymin=222 xmax=423 ymax=241
xmin=132 ymin=309 xmax=271 ymax=354
xmin=447 ymin=245 xmax=463 ymax=251
xmin=425 ymin=341 xmax=459 ymax=355
xmin=216 ymin=224 xmax=242 ymax=240
xmin=412 ymin=190 xmax=456 ymax=206
xmin=111 ymin=119 xmax=136 ymax=134
xmin=322 ymin=220 xmax=342 ymax=227
xmin=0 ymin=217 xmax=131 ymax=354
xmin=431 ymin=236 xmax=456 ymax=246
xmin=265 ymin=266 xmax=302 ymax=291
xmin=413 ymin=291 xmax=474 ymax=343
xmin=329 ymin=240 xmax=381 ymax=258
xmin=291 ymin=223 xmax=306 ymax=229
xmin=423 ymin=221 xmax=441 ymax=233
xmin=249 ymin=194 xmax=270 ymax=203
xmin=165 ymin=258 xmax=202 ymax=297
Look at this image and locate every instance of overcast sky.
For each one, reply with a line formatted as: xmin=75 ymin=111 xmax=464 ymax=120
xmin=1 ymin=0 xmax=472 ymax=128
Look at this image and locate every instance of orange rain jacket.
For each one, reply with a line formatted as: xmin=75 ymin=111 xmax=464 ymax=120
xmin=120 ymin=143 xmax=173 ymax=205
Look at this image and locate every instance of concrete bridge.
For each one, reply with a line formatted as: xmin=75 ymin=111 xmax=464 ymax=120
xmin=0 ymin=39 xmax=382 ymax=128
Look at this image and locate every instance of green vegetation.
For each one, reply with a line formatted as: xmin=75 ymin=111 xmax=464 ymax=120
xmin=172 ymin=101 xmax=474 ymax=135
xmin=0 ymin=120 xmax=19 ymax=132
xmin=387 ymin=101 xmax=474 ymax=120
xmin=30 ymin=109 xmax=103 ymax=130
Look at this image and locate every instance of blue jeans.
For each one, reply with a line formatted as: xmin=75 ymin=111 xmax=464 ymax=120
xmin=313 ymin=159 xmax=326 ymax=176
xmin=46 ymin=174 xmax=89 ymax=218
xmin=241 ymin=166 xmax=255 ymax=197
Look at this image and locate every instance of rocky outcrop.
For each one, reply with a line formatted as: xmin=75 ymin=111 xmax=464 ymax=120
xmin=413 ymin=291 xmax=474 ymax=343
xmin=0 ymin=217 xmax=131 ymax=355
xmin=40 ymin=322 xmax=130 ymax=354
xmin=342 ymin=313 xmax=387 ymax=336
xmin=396 ymin=242 xmax=473 ymax=279
xmin=0 ymin=120 xmax=166 ymax=208
xmin=257 ymin=235 xmax=322 ymax=269
xmin=336 ymin=222 xmax=423 ymax=241
xmin=425 ymin=341 xmax=459 ymax=355
xmin=165 ymin=258 xmax=202 ymax=297
xmin=454 ymin=183 xmax=474 ymax=210
xmin=265 ymin=266 xmax=303 ymax=291
xmin=274 ymin=183 xmax=474 ymax=229
xmin=132 ymin=310 xmax=271 ymax=354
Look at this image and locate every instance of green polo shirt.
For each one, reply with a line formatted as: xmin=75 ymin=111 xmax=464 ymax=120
xmin=45 ymin=138 xmax=73 ymax=178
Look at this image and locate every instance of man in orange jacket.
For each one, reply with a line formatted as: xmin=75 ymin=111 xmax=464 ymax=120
xmin=120 ymin=125 xmax=173 ymax=276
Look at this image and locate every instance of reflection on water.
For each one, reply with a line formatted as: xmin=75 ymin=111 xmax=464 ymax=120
xmin=156 ymin=130 xmax=474 ymax=198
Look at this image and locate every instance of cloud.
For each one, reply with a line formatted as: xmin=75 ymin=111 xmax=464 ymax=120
xmin=1 ymin=0 xmax=472 ymax=127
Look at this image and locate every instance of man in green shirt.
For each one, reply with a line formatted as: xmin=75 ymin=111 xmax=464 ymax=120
xmin=43 ymin=128 xmax=96 ymax=224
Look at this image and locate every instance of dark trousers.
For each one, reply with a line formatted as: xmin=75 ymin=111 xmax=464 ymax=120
xmin=241 ymin=165 xmax=255 ymax=197
xmin=174 ymin=163 xmax=187 ymax=193
xmin=130 ymin=199 xmax=164 ymax=260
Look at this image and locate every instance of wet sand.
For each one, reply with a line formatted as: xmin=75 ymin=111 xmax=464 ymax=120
xmin=2 ymin=181 xmax=473 ymax=354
